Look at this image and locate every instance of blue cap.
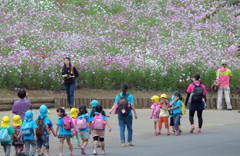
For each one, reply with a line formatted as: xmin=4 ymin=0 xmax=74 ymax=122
xmin=39 ymin=105 xmax=48 ymax=118
xmin=90 ymin=100 xmax=99 ymax=108
xmin=24 ymin=110 xmax=34 ymax=122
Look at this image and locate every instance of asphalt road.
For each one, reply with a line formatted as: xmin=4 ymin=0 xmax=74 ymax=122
xmin=0 ymin=109 xmax=240 ymax=156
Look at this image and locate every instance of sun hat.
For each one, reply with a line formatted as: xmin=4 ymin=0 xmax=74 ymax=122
xmin=221 ymin=60 xmax=228 ymax=65
xmin=160 ymin=94 xmax=168 ymax=99
xmin=151 ymin=95 xmax=160 ymax=103
xmin=1 ymin=116 xmax=10 ymax=128
xmin=13 ymin=115 xmax=22 ymax=127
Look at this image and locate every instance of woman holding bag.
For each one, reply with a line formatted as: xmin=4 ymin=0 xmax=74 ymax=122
xmin=62 ymin=57 xmax=79 ymax=109
xmin=107 ymin=83 xmax=138 ymax=147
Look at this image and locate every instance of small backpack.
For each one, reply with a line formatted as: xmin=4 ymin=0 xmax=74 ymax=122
xmin=191 ymin=83 xmax=204 ymax=103
xmin=71 ymin=118 xmax=78 ymax=136
xmin=0 ymin=127 xmax=11 ymax=143
xmin=180 ymin=101 xmax=186 ymax=115
xmin=116 ymin=94 xmax=131 ymax=115
xmin=21 ymin=121 xmax=33 ymax=135
xmin=92 ymin=114 xmax=106 ymax=130
xmin=63 ymin=116 xmax=74 ymax=130
xmin=77 ymin=118 xmax=88 ymax=129
xmin=36 ymin=116 xmax=47 ymax=136
xmin=12 ymin=126 xmax=24 ymax=146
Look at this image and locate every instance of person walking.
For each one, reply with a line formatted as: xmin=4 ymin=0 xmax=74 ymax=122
xmin=107 ymin=83 xmax=138 ymax=147
xmin=61 ymin=57 xmax=79 ymax=109
xmin=217 ymin=60 xmax=232 ymax=110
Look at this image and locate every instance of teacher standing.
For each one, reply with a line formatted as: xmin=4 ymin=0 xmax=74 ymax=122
xmin=62 ymin=57 xmax=79 ymax=109
xmin=107 ymin=83 xmax=138 ymax=147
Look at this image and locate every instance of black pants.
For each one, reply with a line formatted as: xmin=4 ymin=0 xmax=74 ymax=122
xmin=189 ymin=109 xmax=203 ymax=128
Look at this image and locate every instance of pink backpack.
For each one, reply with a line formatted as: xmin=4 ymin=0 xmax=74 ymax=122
xmin=77 ymin=118 xmax=88 ymax=129
xmin=71 ymin=118 xmax=78 ymax=136
xmin=92 ymin=114 xmax=106 ymax=130
xmin=63 ymin=116 xmax=74 ymax=130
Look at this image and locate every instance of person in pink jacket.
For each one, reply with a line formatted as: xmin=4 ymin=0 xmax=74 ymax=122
xmin=217 ymin=60 xmax=232 ymax=110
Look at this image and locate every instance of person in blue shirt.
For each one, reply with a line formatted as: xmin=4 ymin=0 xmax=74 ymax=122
xmin=77 ymin=105 xmax=90 ymax=155
xmin=35 ymin=105 xmax=50 ymax=156
xmin=89 ymin=105 xmax=111 ymax=155
xmin=56 ymin=107 xmax=75 ymax=156
xmin=107 ymin=83 xmax=138 ymax=147
xmin=169 ymin=92 xmax=182 ymax=136
xmin=19 ymin=110 xmax=38 ymax=156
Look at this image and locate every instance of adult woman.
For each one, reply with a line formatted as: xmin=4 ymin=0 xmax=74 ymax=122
xmin=107 ymin=83 xmax=138 ymax=147
xmin=185 ymin=73 xmax=207 ymax=134
xmin=217 ymin=60 xmax=232 ymax=110
xmin=62 ymin=57 xmax=79 ymax=109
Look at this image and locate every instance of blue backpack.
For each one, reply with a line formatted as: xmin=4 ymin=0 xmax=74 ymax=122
xmin=0 ymin=127 xmax=11 ymax=143
xmin=22 ymin=121 xmax=33 ymax=135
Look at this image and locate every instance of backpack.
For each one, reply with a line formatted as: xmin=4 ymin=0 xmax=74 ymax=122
xmin=116 ymin=94 xmax=131 ymax=115
xmin=92 ymin=114 xmax=106 ymax=130
xmin=191 ymin=83 xmax=204 ymax=103
xmin=63 ymin=116 xmax=74 ymax=130
xmin=36 ymin=116 xmax=47 ymax=136
xmin=77 ymin=118 xmax=88 ymax=129
xmin=21 ymin=121 xmax=33 ymax=135
xmin=0 ymin=127 xmax=11 ymax=143
xmin=12 ymin=126 xmax=24 ymax=146
xmin=71 ymin=118 xmax=78 ymax=136
xmin=180 ymin=101 xmax=186 ymax=115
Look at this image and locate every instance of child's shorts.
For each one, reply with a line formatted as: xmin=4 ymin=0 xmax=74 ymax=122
xmin=37 ymin=134 xmax=49 ymax=149
xmin=92 ymin=129 xmax=105 ymax=138
xmin=170 ymin=117 xmax=181 ymax=126
xmin=79 ymin=131 xmax=90 ymax=140
xmin=58 ymin=134 xmax=72 ymax=139
xmin=152 ymin=118 xmax=158 ymax=122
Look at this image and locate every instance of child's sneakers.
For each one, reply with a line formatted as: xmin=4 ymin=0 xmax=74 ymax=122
xmin=154 ymin=131 xmax=157 ymax=135
xmin=128 ymin=142 xmax=135 ymax=146
xmin=190 ymin=125 xmax=195 ymax=133
xmin=81 ymin=146 xmax=86 ymax=155
xmin=167 ymin=131 xmax=170 ymax=135
xmin=171 ymin=131 xmax=175 ymax=134
xmin=122 ymin=143 xmax=126 ymax=147
xmin=93 ymin=150 xmax=97 ymax=155
xmin=174 ymin=132 xmax=180 ymax=136
xmin=156 ymin=132 xmax=161 ymax=135
xmin=197 ymin=129 xmax=202 ymax=134
xmin=101 ymin=150 xmax=105 ymax=155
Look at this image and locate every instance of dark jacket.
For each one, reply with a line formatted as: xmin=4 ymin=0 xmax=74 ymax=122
xmin=61 ymin=65 xmax=79 ymax=84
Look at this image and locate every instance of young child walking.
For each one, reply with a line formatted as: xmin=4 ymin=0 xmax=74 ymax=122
xmin=12 ymin=115 xmax=24 ymax=155
xmin=77 ymin=105 xmax=90 ymax=155
xmin=89 ymin=105 xmax=111 ymax=155
xmin=0 ymin=116 xmax=18 ymax=156
xmin=70 ymin=108 xmax=81 ymax=148
xmin=41 ymin=110 xmax=57 ymax=156
xmin=150 ymin=95 xmax=160 ymax=135
xmin=20 ymin=110 xmax=38 ymax=156
xmin=56 ymin=107 xmax=77 ymax=156
xmin=35 ymin=105 xmax=50 ymax=156
xmin=169 ymin=92 xmax=182 ymax=136
xmin=158 ymin=94 xmax=170 ymax=135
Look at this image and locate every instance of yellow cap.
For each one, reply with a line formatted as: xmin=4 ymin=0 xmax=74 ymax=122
xmin=13 ymin=115 xmax=22 ymax=127
xmin=151 ymin=95 xmax=160 ymax=103
xmin=1 ymin=116 xmax=10 ymax=128
xmin=160 ymin=94 xmax=168 ymax=99
xmin=70 ymin=108 xmax=78 ymax=118
xmin=47 ymin=110 xmax=51 ymax=120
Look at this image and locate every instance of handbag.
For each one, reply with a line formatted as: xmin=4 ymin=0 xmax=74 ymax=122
xmin=211 ymin=69 xmax=220 ymax=92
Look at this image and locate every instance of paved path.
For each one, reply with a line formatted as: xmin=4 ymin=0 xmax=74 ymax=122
xmin=0 ymin=109 xmax=240 ymax=156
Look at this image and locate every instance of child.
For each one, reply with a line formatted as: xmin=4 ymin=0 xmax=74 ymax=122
xmin=88 ymin=100 xmax=101 ymax=148
xmin=0 ymin=116 xmax=18 ymax=156
xmin=168 ymin=92 xmax=182 ymax=136
xmin=56 ymin=107 xmax=77 ymax=156
xmin=170 ymin=93 xmax=182 ymax=134
xmin=12 ymin=89 xmax=31 ymax=121
xmin=20 ymin=110 xmax=38 ymax=156
xmin=35 ymin=105 xmax=50 ymax=156
xmin=41 ymin=110 xmax=57 ymax=156
xmin=70 ymin=108 xmax=81 ymax=148
xmin=12 ymin=115 xmax=24 ymax=155
xmin=150 ymin=95 xmax=160 ymax=135
xmin=77 ymin=106 xmax=90 ymax=155
xmin=158 ymin=94 xmax=170 ymax=135
xmin=89 ymin=105 xmax=111 ymax=155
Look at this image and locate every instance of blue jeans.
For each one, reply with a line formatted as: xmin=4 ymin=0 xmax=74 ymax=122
xmin=24 ymin=140 xmax=37 ymax=156
xmin=64 ymin=83 xmax=76 ymax=107
xmin=173 ymin=113 xmax=181 ymax=130
xmin=3 ymin=144 xmax=11 ymax=156
xmin=118 ymin=115 xmax=133 ymax=143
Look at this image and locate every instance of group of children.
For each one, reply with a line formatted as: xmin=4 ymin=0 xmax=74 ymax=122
xmin=150 ymin=92 xmax=185 ymax=136
xmin=0 ymin=99 xmax=111 ymax=156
